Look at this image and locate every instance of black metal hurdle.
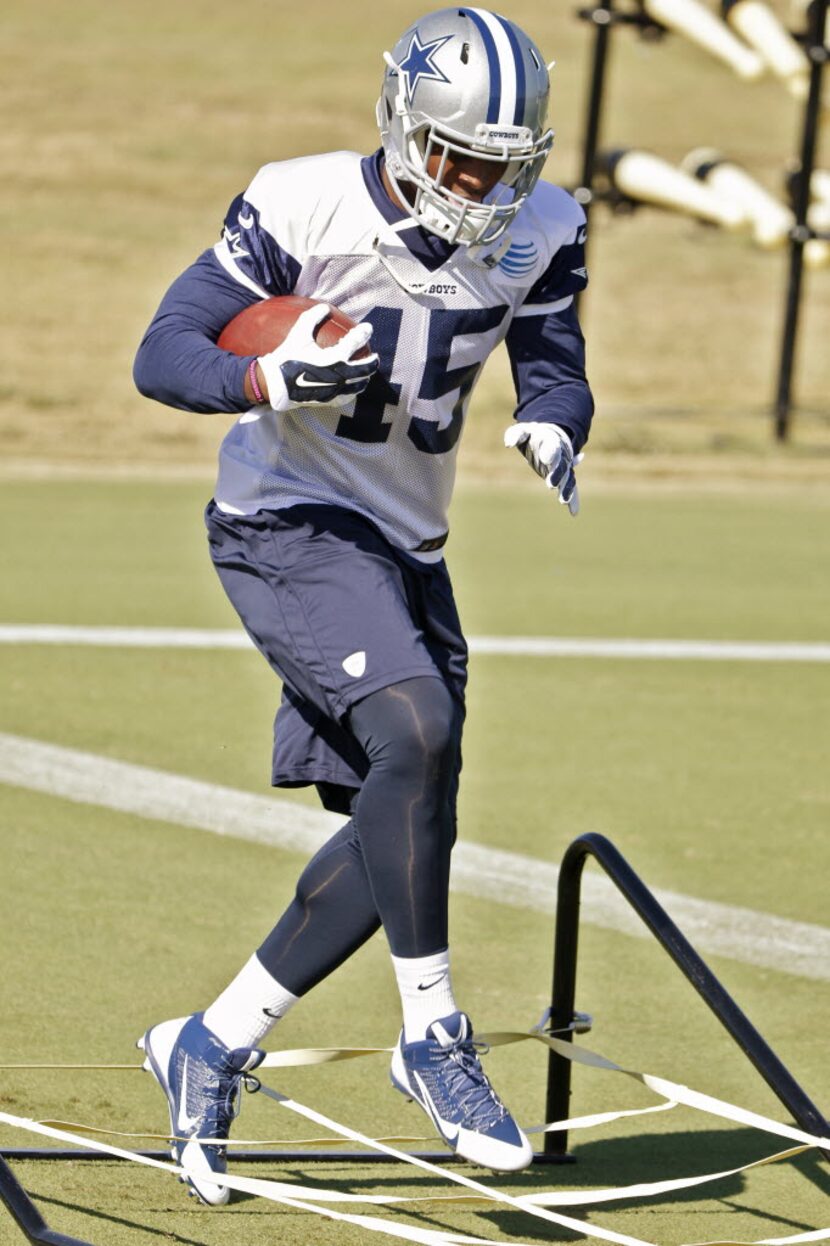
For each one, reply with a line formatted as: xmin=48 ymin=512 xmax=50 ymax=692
xmin=543 ymin=832 xmax=830 ymax=1162
xmin=0 ymin=1153 xmax=92 ymax=1246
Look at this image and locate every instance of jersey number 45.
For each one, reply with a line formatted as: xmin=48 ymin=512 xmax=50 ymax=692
xmin=336 ymin=304 xmax=507 ymax=454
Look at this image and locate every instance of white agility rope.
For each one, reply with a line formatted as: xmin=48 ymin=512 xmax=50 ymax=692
xmin=253 ymin=1080 xmax=656 ymax=1246
xmin=1 ymin=1032 xmax=827 ymax=1246
xmin=0 ymin=1108 xmax=825 ymax=1246
xmin=525 ymin=1030 xmax=830 ymax=1151
xmin=0 ymin=1115 xmax=513 ymax=1246
xmin=31 ymin=1097 xmax=679 ymax=1148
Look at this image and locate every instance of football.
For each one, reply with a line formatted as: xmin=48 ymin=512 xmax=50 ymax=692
xmin=217 ymin=295 xmax=369 ymax=357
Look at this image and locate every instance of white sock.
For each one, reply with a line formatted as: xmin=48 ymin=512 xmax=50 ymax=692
xmin=391 ymin=949 xmax=457 ymax=1042
xmin=202 ymin=954 xmax=299 ymax=1050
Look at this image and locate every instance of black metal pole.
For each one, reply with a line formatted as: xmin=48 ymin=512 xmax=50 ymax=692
xmin=0 ymin=1147 xmax=560 ymax=1165
xmin=544 ymin=833 xmax=830 ymax=1160
xmin=577 ymin=1 xmax=615 ymax=212
xmin=0 ymin=1152 xmax=94 ymax=1246
xmin=573 ymin=1 xmax=615 ymax=315
xmin=774 ymin=0 xmax=828 ymax=441
xmin=543 ymin=835 xmax=586 ymax=1155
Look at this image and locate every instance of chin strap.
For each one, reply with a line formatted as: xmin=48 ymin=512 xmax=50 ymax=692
xmin=371 ymin=235 xmax=431 ymax=295
xmin=468 ymin=233 xmax=512 ymax=269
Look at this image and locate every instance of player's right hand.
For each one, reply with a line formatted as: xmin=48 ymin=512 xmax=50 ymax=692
xmin=258 ymin=304 xmax=379 ymax=412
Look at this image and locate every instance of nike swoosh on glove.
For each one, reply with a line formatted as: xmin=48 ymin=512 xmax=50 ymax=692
xmin=258 ymin=303 xmax=379 ymax=411
xmin=504 ymin=421 xmax=582 ymax=516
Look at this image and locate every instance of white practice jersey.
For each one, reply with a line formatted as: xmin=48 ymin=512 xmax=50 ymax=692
xmin=212 ymin=149 xmax=589 ymax=558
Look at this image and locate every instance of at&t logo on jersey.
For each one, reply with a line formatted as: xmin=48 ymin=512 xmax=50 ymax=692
xmin=498 ymin=240 xmax=539 ymax=277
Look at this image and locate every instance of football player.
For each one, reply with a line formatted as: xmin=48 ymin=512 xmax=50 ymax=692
xmin=134 ymin=6 xmax=593 ymax=1204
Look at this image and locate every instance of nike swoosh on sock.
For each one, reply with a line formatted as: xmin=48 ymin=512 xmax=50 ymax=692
xmin=417 ymin=974 xmax=448 ymax=992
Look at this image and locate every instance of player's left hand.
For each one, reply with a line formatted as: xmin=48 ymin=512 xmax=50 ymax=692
xmin=504 ymin=421 xmax=581 ymax=516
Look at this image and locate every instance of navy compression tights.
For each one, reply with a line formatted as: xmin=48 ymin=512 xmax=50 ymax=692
xmin=257 ymin=677 xmax=461 ymax=994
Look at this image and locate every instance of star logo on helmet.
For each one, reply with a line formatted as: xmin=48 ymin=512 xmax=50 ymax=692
xmin=399 ymin=31 xmax=453 ymax=102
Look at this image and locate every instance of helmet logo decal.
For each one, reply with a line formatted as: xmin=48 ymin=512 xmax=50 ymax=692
xmin=399 ymin=31 xmax=453 ymax=102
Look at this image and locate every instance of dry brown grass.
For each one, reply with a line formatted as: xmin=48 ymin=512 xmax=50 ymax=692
xmin=1 ymin=0 xmax=827 ymax=482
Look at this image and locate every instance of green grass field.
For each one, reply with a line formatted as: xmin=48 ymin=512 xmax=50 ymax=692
xmin=0 ymin=480 xmax=828 ymax=1246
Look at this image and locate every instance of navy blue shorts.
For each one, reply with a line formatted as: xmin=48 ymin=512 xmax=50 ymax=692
xmin=205 ymin=502 xmax=468 ymax=813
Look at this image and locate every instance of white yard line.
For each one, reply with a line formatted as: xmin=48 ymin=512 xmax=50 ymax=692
xmin=1 ymin=732 xmax=827 ymax=983
xmin=0 ymin=624 xmax=829 ymax=661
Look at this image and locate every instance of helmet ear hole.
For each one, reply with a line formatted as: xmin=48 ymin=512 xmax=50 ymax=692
xmin=409 ymin=125 xmax=429 ymax=161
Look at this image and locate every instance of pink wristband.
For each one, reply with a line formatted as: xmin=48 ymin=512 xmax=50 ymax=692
xmin=248 ymin=359 xmax=264 ymax=404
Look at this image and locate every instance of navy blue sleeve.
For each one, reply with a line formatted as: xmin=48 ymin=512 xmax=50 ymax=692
xmin=504 ymin=228 xmax=593 ymax=453
xmin=133 ymin=249 xmax=260 ymax=414
xmin=505 ymin=304 xmax=594 ymax=453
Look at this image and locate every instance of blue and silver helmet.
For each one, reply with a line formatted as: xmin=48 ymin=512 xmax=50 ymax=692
xmin=377 ymin=7 xmax=554 ymax=246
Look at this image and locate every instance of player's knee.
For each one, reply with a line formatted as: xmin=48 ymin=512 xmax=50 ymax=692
xmin=401 ymin=681 xmax=456 ymax=768
xmin=351 ymin=677 xmax=458 ymax=782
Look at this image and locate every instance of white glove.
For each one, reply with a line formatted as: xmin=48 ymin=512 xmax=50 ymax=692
xmin=504 ymin=421 xmax=581 ymax=516
xmin=258 ymin=304 xmax=379 ymax=412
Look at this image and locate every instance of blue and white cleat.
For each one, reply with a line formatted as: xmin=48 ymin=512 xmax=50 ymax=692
xmin=137 ymin=1013 xmax=264 ymax=1205
xmin=390 ymin=1011 xmax=532 ymax=1172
